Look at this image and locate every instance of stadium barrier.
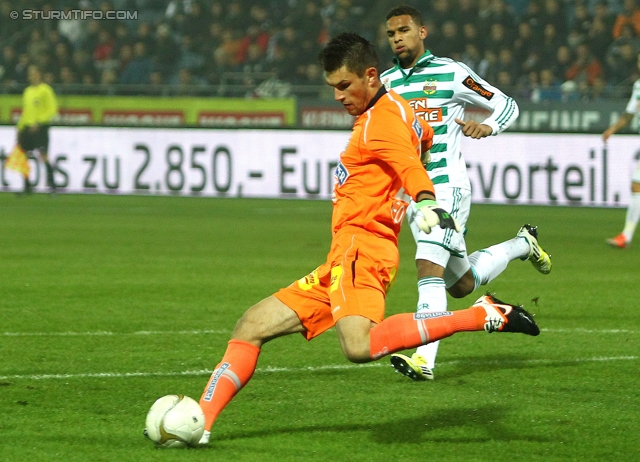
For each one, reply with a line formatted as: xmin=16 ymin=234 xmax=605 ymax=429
xmin=0 ymin=126 xmax=635 ymax=207
xmin=0 ymin=95 xmax=297 ymax=127
xmin=0 ymin=94 xmax=636 ymax=132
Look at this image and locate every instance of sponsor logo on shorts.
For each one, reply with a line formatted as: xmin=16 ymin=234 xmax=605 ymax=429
xmin=413 ymin=311 xmax=454 ymax=320
xmin=385 ymin=266 xmax=397 ymax=290
xmin=330 ymin=265 xmax=343 ymax=293
xmin=334 ymin=161 xmax=349 ymax=186
xmin=203 ymin=363 xmax=230 ymax=401
xmin=297 ymin=269 xmax=319 ymax=291
xmin=462 ymin=75 xmax=494 ymax=100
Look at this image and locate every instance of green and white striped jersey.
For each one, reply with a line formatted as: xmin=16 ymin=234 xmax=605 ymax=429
xmin=380 ymin=51 xmax=519 ymax=191
xmin=624 ymin=79 xmax=640 ymax=116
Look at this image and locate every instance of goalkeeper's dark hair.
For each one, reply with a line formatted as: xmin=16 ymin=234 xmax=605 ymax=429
xmin=386 ymin=5 xmax=423 ymax=26
xmin=318 ymin=32 xmax=379 ymax=77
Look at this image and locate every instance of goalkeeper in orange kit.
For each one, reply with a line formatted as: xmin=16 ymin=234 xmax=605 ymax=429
xmin=195 ymin=33 xmax=540 ymax=445
xmin=16 ymin=64 xmax=58 ymax=194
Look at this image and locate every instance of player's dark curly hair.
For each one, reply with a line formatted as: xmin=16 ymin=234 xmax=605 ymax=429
xmin=318 ymin=32 xmax=379 ymax=77
xmin=386 ymin=5 xmax=423 ymax=26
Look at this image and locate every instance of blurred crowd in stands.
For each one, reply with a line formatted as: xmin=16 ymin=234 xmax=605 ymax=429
xmin=1 ymin=0 xmax=640 ymax=100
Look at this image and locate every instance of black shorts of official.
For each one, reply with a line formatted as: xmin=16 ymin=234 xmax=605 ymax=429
xmin=18 ymin=124 xmax=50 ymax=153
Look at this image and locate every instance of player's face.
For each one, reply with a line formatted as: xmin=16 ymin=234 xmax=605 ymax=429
xmin=386 ymin=15 xmax=427 ymax=67
xmin=325 ymin=66 xmax=377 ymax=116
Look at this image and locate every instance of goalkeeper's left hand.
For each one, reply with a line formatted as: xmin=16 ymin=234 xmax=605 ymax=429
xmin=414 ymin=200 xmax=460 ymax=234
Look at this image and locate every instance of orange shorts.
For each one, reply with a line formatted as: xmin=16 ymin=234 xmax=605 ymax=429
xmin=275 ymin=226 xmax=399 ymax=340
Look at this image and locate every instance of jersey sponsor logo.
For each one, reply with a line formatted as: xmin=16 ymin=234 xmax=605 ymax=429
xmin=412 ymin=117 xmax=423 ymax=140
xmin=411 ymin=108 xmax=443 ymax=123
xmin=408 ymin=99 xmax=443 ymax=122
xmin=462 ymin=76 xmax=494 ymax=100
xmin=391 ymin=199 xmax=408 ymax=225
xmin=334 ymin=161 xmax=349 ymax=186
xmin=423 ymin=79 xmax=437 ymax=95
xmin=419 ymin=108 xmax=443 ymax=122
xmin=413 ymin=311 xmax=454 ymax=320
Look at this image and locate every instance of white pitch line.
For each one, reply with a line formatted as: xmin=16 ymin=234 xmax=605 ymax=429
xmin=1 ymin=328 xmax=636 ymax=337
xmin=1 ymin=330 xmax=230 ymax=337
xmin=0 ymin=356 xmax=636 ymax=382
xmin=541 ymin=328 xmax=638 ymax=334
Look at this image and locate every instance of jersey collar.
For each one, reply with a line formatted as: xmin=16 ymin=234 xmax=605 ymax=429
xmin=364 ymin=86 xmax=387 ymax=112
xmin=392 ymin=50 xmax=435 ymax=78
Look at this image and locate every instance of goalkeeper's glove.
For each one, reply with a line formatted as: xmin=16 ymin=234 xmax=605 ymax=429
xmin=414 ymin=200 xmax=460 ymax=234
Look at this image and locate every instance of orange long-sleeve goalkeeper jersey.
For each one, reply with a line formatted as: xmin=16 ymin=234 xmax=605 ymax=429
xmin=332 ymin=86 xmax=435 ymax=242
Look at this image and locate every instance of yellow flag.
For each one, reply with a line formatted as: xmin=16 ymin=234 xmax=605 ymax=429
xmin=5 ymin=145 xmax=30 ymax=177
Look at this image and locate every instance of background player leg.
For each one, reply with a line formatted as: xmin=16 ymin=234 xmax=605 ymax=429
xmin=607 ymin=181 xmax=640 ymax=248
xmin=411 ymin=274 xmax=447 ymax=379
xmin=41 ymin=152 xmax=56 ymax=193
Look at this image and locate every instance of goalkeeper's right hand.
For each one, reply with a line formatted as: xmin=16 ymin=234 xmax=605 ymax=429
xmin=414 ymin=200 xmax=460 ymax=234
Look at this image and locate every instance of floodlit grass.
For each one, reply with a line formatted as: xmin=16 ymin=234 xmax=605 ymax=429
xmin=0 ymin=193 xmax=638 ymax=462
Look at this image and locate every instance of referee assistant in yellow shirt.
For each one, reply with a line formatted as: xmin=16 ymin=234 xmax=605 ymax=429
xmin=17 ymin=64 xmax=58 ymax=193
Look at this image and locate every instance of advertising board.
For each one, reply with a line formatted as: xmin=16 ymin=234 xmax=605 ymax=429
xmin=0 ymin=127 xmax=635 ymax=207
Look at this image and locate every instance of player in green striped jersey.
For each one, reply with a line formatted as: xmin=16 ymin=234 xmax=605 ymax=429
xmin=383 ymin=6 xmax=552 ymax=381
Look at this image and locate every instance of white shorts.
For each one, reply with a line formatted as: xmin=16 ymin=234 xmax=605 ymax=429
xmin=407 ymin=187 xmax=471 ymax=288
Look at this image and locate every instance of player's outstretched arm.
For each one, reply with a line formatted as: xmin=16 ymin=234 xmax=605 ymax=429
xmin=603 ymin=112 xmax=633 ymax=142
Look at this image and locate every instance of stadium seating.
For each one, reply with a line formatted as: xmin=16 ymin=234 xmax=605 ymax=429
xmin=0 ymin=0 xmax=635 ymax=99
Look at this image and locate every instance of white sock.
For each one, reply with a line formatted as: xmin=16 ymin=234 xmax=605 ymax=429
xmin=622 ymin=192 xmax=640 ymax=242
xmin=414 ymin=277 xmax=447 ymax=369
xmin=199 ymin=430 xmax=210 ymax=445
xmin=468 ymin=236 xmax=528 ymax=289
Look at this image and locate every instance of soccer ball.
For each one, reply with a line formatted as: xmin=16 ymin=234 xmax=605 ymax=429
xmin=144 ymin=394 xmax=205 ymax=448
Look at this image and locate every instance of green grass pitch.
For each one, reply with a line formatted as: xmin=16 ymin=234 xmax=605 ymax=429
xmin=0 ymin=193 xmax=638 ymax=462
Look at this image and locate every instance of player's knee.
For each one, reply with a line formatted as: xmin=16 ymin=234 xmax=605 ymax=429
xmin=231 ymin=304 xmax=272 ymax=343
xmin=447 ymin=272 xmax=475 ymax=298
xmin=447 ymin=286 xmax=467 ymax=298
xmin=447 ymin=283 xmax=473 ymax=298
xmin=340 ymin=340 xmax=371 ymax=363
xmin=232 ymin=314 xmax=260 ymax=343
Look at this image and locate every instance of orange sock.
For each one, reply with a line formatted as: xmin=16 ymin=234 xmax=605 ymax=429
xmin=369 ymin=307 xmax=486 ymax=359
xmin=199 ymin=339 xmax=260 ymax=430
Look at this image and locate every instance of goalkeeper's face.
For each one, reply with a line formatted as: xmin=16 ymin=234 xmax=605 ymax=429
xmin=325 ymin=66 xmax=379 ymax=116
xmin=386 ymin=15 xmax=427 ymax=68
